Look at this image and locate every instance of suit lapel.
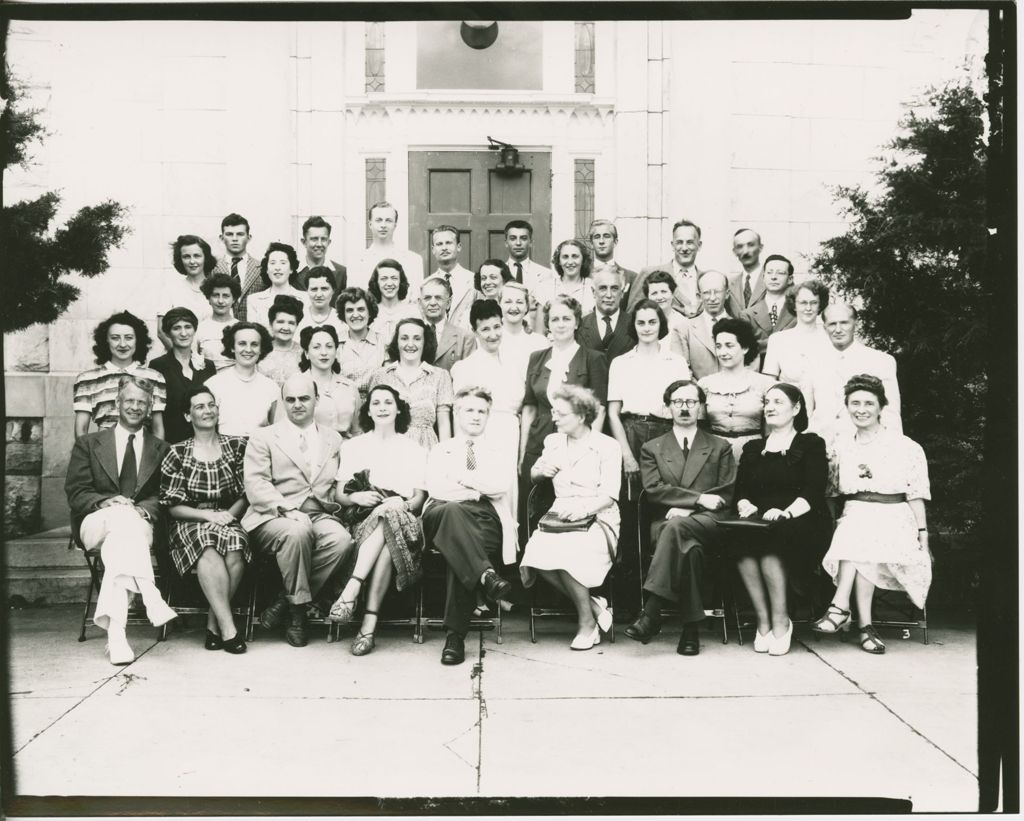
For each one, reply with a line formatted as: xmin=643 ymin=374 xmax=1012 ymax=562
xmin=656 ymin=434 xmax=686 ymax=485
xmin=274 ymin=425 xmax=311 ymax=481
xmin=692 ymin=316 xmax=714 ymax=354
xmin=311 ymin=428 xmax=336 ymax=482
xmin=242 ymin=258 xmax=262 ymax=294
xmin=566 ymin=346 xmax=588 ymax=383
xmin=748 ymin=303 xmax=771 ymax=335
xmin=97 ymin=430 xmax=120 ymax=487
xmin=134 ymin=434 xmax=162 ymax=494
xmin=436 ymin=325 xmax=457 ymax=359
xmin=679 ymin=429 xmax=712 ymax=487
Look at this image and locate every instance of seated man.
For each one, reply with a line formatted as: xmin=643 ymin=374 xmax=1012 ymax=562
xmin=243 ymin=373 xmax=353 ymax=647
xmin=626 ymin=379 xmax=736 ymax=656
xmin=65 ymin=375 xmax=175 ymax=665
xmin=423 ymin=386 xmax=514 ymax=666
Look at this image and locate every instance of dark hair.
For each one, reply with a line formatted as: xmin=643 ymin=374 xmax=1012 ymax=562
xmin=386 ymin=317 xmax=437 ymax=364
xmin=336 ymin=287 xmax=379 ymax=325
xmin=763 ymin=253 xmax=795 ymax=278
xmin=368 ymin=259 xmax=410 ymax=302
xmin=551 ymin=239 xmax=593 ymax=279
xmin=765 ymin=382 xmax=809 ymax=432
xmin=259 ymin=242 xmax=300 ymax=287
xmin=367 ymin=201 xmax=398 ymax=223
xmin=358 ymin=384 xmax=411 ymax=434
xmin=222 ymin=321 xmax=273 ymax=362
xmin=171 ymin=234 xmax=216 ymax=276
xmin=543 ymin=294 xmax=584 ymax=331
xmin=92 ymin=310 xmax=151 ymax=365
xmin=626 ymin=299 xmax=669 ymax=343
xmin=504 ymin=219 xmax=533 ymax=238
xmin=785 ymin=278 xmax=830 ymax=316
xmin=301 ymin=216 xmax=332 ymax=237
xmin=431 ymin=225 xmax=460 ymax=245
xmin=268 ymin=294 xmax=304 ymax=325
xmin=711 ymin=317 xmax=759 ymax=365
xmin=643 ymin=270 xmax=676 ymax=296
xmin=304 ymin=266 xmax=336 ymax=290
xmin=469 ymin=298 xmax=503 ymax=330
xmin=161 ymin=306 xmax=199 ymax=336
xmin=298 ymin=325 xmax=341 ymax=374
xmin=183 ymin=384 xmax=217 ymax=411
xmin=671 ymin=219 xmax=702 ymax=239
xmin=475 ymin=259 xmax=513 ymax=293
xmin=663 ymin=378 xmax=706 ymax=406
xmin=220 ymin=213 xmax=250 ymax=233
xmin=201 ymin=272 xmax=241 ymax=300
xmin=844 ymin=373 xmax=888 ymax=408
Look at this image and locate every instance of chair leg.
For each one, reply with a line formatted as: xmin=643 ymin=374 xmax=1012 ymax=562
xmin=921 ymin=603 xmax=929 ymax=645
xmin=414 ymin=582 xmax=424 ymax=644
xmin=529 ymin=589 xmax=537 ymax=644
xmin=78 ymin=553 xmax=101 ymax=642
xmin=607 ymin=586 xmax=615 ymax=643
xmin=496 ymin=604 xmax=503 ymax=645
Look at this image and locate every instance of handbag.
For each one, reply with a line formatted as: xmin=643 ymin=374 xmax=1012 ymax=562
xmin=538 ymin=511 xmax=596 ymax=533
xmin=717 ymin=517 xmax=773 ymax=531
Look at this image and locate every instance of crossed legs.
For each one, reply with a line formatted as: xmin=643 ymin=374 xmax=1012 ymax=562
xmin=197 ymin=549 xmax=246 ymax=641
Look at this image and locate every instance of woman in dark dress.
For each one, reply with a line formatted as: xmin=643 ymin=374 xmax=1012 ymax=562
xmin=731 ymin=382 xmax=831 ymax=656
xmin=149 ymin=307 xmax=217 ymax=444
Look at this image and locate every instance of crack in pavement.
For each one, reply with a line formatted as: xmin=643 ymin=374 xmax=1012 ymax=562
xmin=485 ymin=645 xmax=657 ymax=686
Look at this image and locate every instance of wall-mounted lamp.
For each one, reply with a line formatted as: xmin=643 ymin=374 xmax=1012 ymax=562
xmin=487 ymin=136 xmax=525 ymax=175
xmin=461 ymin=21 xmax=499 ymax=49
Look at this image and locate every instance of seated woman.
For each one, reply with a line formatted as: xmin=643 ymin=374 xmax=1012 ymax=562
xmin=367 ymin=259 xmax=419 ymax=346
xmin=245 ymin=242 xmax=307 ymax=330
xmin=73 ymin=310 xmax=167 ymax=439
xmin=475 ymin=259 xmax=513 ymax=301
xmin=366 ymin=317 xmax=454 ymax=450
xmin=157 ymin=234 xmax=215 ymax=350
xmin=731 ymin=382 xmax=831 ymax=655
xmin=204 ymin=322 xmax=279 ymax=437
xmin=698 ymin=317 xmax=776 ymax=460
xmin=160 ymin=385 xmax=250 ymax=654
xmin=149 ymin=307 xmax=217 ymax=445
xmin=329 ymin=385 xmax=428 ymax=656
xmin=257 ymin=295 xmax=304 ymax=386
xmin=297 ymin=325 xmax=360 ymax=437
xmin=520 ymin=384 xmax=621 ymax=651
xmin=813 ymin=374 xmax=931 ymax=654
xmin=336 ymin=287 xmax=386 ymax=396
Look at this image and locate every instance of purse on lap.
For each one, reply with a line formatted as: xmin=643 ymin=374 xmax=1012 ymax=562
xmin=537 ymin=511 xmax=596 ymax=533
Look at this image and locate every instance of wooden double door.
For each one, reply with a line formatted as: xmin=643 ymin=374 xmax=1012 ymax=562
xmin=408 ymin=150 xmax=552 ymax=274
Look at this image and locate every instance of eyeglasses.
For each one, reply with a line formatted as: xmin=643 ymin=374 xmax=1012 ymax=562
xmin=668 ymin=399 xmax=700 ymax=409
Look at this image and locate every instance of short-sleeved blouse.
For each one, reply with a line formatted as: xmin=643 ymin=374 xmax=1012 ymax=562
xmin=73 ymin=362 xmax=168 ymax=430
xmin=338 ymin=330 xmax=386 ymax=389
xmin=608 ymin=348 xmax=692 ymax=417
xmin=762 ymin=324 xmax=832 ymax=385
xmin=162 ymin=276 xmax=212 ymax=323
xmin=366 ymin=362 xmax=454 ymax=450
xmin=205 ymin=367 xmax=279 ymax=437
xmin=160 ymin=435 xmax=248 ymax=509
xmin=246 ymin=287 xmax=308 ymax=331
xmin=314 ymin=374 xmax=360 ymax=436
xmin=258 ymin=345 xmax=302 ymax=386
xmin=827 ymin=428 xmax=930 ymax=501
xmin=699 ymin=370 xmax=777 ymax=435
xmin=335 ymin=433 xmax=428 ymax=498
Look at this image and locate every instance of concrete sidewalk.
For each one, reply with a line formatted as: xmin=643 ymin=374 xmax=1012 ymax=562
xmin=8 ymin=606 xmax=978 ymax=810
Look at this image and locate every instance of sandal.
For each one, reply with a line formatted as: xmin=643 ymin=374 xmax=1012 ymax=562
xmin=812 ymin=604 xmax=852 ymax=635
xmin=859 ymin=624 xmax=886 ymax=654
xmin=351 ymin=609 xmax=377 ymax=656
xmin=329 ymin=576 xmax=364 ymax=624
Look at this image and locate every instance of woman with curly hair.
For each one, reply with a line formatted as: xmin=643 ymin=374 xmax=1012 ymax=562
xmin=534 ymin=239 xmax=596 ymax=326
xmin=244 ymin=242 xmax=307 ymax=330
xmin=335 ymin=287 xmax=387 ymax=394
xmin=257 ymin=295 xmax=304 ymax=386
xmin=328 ymin=384 xmax=428 ymax=656
xmin=298 ymin=325 xmax=360 ymax=437
xmin=149 ymin=307 xmax=217 ymax=445
xmin=157 ymin=234 xmax=217 ymax=350
xmin=367 ymin=259 xmax=418 ymax=346
xmin=204 ymin=322 xmax=278 ymax=437
xmin=73 ymin=310 xmax=167 ymax=439
xmin=761 ymin=278 xmax=832 ymax=386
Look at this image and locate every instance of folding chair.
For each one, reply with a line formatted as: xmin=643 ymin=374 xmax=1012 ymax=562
xmin=730 ymin=564 xmax=828 ymax=645
xmin=250 ymin=552 xmax=339 ymax=643
xmin=871 ymin=590 xmax=929 ymax=644
xmin=417 ymin=546 xmax=503 ymax=643
xmin=156 ymin=557 xmax=257 ymax=643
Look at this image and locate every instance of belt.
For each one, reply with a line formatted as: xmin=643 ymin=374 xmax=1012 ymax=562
xmin=845 ymin=492 xmax=907 ymax=504
xmin=714 ymin=429 xmax=761 ymax=438
xmin=621 ymin=413 xmax=671 ymax=423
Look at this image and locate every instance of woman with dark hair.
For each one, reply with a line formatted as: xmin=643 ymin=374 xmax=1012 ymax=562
xmin=521 ymin=384 xmax=621 ymax=650
xmin=328 ymin=384 xmax=428 ymax=655
xmin=698 ymin=317 xmax=776 ymax=460
xmin=257 ymin=295 xmax=304 ymax=386
xmin=157 ymin=234 xmax=216 ymax=350
xmin=535 ymin=239 xmax=596 ymax=322
xmin=197 ymin=273 xmax=241 ymax=370
xmin=366 ymin=317 xmax=453 ymax=449
xmin=245 ymin=242 xmax=307 ymax=329
xmin=368 ymin=259 xmax=418 ymax=345
xmin=475 ymin=259 xmax=513 ymax=301
xmin=149 ymin=307 xmax=217 ymax=444
xmin=762 ymin=278 xmax=832 ymax=385
xmin=298 ymin=325 xmax=360 ymax=437
xmin=731 ymin=382 xmax=831 ymax=655
xmin=160 ymin=385 xmax=250 ymax=653
xmin=73 ymin=310 xmax=167 ymax=439
xmin=204 ymin=322 xmax=278 ymax=437
xmin=336 ymin=287 xmax=386 ymax=393
xmin=813 ymin=374 xmax=931 ymax=654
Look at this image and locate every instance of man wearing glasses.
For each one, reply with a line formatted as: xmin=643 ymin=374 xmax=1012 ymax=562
xmin=627 ymin=219 xmax=704 ymax=316
xmin=679 ymin=270 xmax=732 ymax=380
xmin=588 ymin=219 xmax=636 ymax=302
xmin=625 ymin=379 xmax=736 ymax=657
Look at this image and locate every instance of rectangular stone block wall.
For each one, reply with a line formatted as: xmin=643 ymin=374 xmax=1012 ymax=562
xmin=5 ymin=418 xmax=43 ymax=538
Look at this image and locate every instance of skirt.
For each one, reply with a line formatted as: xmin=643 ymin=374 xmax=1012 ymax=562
xmin=353 ymin=503 xmax=424 ymax=592
xmin=169 ymin=520 xmax=250 ymax=576
xmin=520 ymin=518 xmax=617 ymax=589
xmin=724 ymin=512 xmax=831 ymax=581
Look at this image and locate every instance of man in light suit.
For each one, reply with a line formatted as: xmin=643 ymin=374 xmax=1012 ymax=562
xmin=740 ymin=254 xmax=797 ymax=362
xmin=727 ymin=228 xmax=766 ymax=312
xmin=65 ymin=375 xmax=175 ymax=665
xmin=429 ymin=224 xmax=476 ymax=331
xmin=626 ymin=218 xmax=703 ymax=316
xmin=420 ymin=274 xmax=476 ymax=371
xmin=244 ymin=373 xmax=353 ymax=647
xmin=212 ymin=212 xmax=264 ymax=322
xmin=578 ymin=268 xmax=634 ymax=363
xmin=679 ymin=271 xmax=732 ymax=380
xmin=626 ymin=379 xmax=736 ymax=656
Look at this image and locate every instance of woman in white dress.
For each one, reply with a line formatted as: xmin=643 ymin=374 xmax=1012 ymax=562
xmin=761 ymin=279 xmax=832 ymax=387
xmin=158 ymin=234 xmax=215 ymax=350
xmin=521 ymin=385 xmax=621 ymax=651
xmin=498 ymin=282 xmax=549 ymax=363
xmin=297 ymin=325 xmax=360 ymax=437
xmin=204 ymin=322 xmax=279 ymax=437
xmin=367 ymin=259 xmax=419 ymax=346
xmin=534 ymin=239 xmax=596 ymax=330
xmin=813 ymin=374 xmax=932 ymax=654
xmin=257 ymin=295 xmax=304 ymax=386
xmin=245 ymin=243 xmax=308 ymax=330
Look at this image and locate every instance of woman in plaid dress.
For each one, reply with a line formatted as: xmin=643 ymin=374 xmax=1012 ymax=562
xmin=160 ymin=385 xmax=251 ymax=654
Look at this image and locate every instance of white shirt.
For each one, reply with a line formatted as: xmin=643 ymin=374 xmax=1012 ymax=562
xmin=672 ymin=260 xmax=699 ymax=304
xmin=353 ymin=245 xmax=426 ymax=297
xmin=764 ymin=292 xmax=786 ymax=315
xmin=608 ymin=348 xmax=691 ymax=417
xmin=284 ymin=419 xmax=320 ymax=477
xmin=427 ymin=316 xmax=447 ymax=341
xmin=806 ymin=340 xmax=902 ymax=439
xmin=701 ymin=309 xmax=730 ymax=337
xmin=594 ymin=309 xmax=620 ymax=335
xmin=163 ymin=275 xmax=212 ymax=322
xmin=113 ymin=423 xmax=145 ymax=477
xmin=743 ymin=270 xmax=762 ymax=299
xmin=505 ymin=258 xmax=554 ymax=295
xmin=297 ymin=312 xmax=347 ymax=340
xmin=206 ymin=368 xmax=280 ymax=436
xmin=434 ymin=264 xmax=475 ymax=304
xmin=671 ymin=425 xmax=698 ymax=454
xmin=196 ymin=316 xmax=237 ymax=370
xmin=426 ymin=434 xmax=506 ymax=502
xmin=451 ymin=348 xmax=524 ymax=416
xmin=335 ymin=433 xmax=427 ymax=498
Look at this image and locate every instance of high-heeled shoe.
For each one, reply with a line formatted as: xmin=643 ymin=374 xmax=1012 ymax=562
xmin=590 ymin=595 xmax=613 ymax=633
xmin=768 ymin=619 xmax=794 ymax=656
xmin=753 ymin=628 xmax=771 ymax=653
xmin=352 ymin=610 xmax=377 ymax=656
xmin=859 ymin=624 xmax=886 ymax=654
xmin=812 ymin=604 xmax=852 ymax=635
xmin=221 ymin=634 xmax=247 ymax=654
xmin=328 ymin=576 xmax=364 ymax=624
xmin=570 ymin=624 xmax=601 ymax=651
xmin=204 ymin=630 xmax=224 ymax=651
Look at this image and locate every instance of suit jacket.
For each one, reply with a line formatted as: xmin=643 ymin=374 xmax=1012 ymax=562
xmin=293 ymin=260 xmax=348 ymax=294
xmin=578 ymin=311 xmax=635 ymax=363
xmin=522 ymin=346 xmax=609 ymax=457
xmin=213 ymin=255 xmax=264 ymax=322
xmin=639 ymin=428 xmax=736 ymax=520
xmin=65 ymin=428 xmax=169 ymax=539
xmin=678 ymin=314 xmax=721 ymax=381
xmin=728 ymin=270 xmax=767 ymax=314
xmin=627 ymin=262 xmax=703 ymax=318
xmin=431 ymin=322 xmax=477 ymax=372
xmin=741 ymin=299 xmax=797 ymax=358
xmin=241 ymin=421 xmax=344 ymax=532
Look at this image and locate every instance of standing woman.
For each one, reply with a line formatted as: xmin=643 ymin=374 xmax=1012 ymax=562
xmin=330 ymin=385 xmax=428 ymax=656
xmin=698 ymin=317 xmax=776 ymax=460
xmin=813 ymin=375 xmax=931 ymax=654
xmin=257 ymin=295 xmax=304 ymax=386
xmin=157 ymin=234 xmax=216 ymax=350
xmin=475 ymin=259 xmax=513 ymax=301
xmin=762 ymin=279 xmax=832 ymax=386
xmin=160 ymin=386 xmax=250 ymax=653
xmin=149 ymin=307 xmax=217 ymax=445
xmin=73 ymin=310 xmax=167 ymax=439
xmin=298 ymin=325 xmax=360 ymax=437
xmin=367 ymin=317 xmax=454 ymax=450
xmin=731 ymin=383 xmax=831 ymax=655
xmin=367 ymin=259 xmax=418 ymax=346
xmin=204 ymin=322 xmax=279 ymax=437
xmin=499 ymin=282 xmax=548 ymax=361
xmin=245 ymin=242 xmax=307 ymax=330
xmin=535 ymin=239 xmax=596 ymax=328
xmin=335 ymin=287 xmax=386 ymax=395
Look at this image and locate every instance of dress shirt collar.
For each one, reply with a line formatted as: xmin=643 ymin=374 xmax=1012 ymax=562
xmin=429 ymin=317 xmax=447 ymax=339
xmin=284 ymin=418 xmax=318 ymax=443
xmin=103 ymin=360 xmax=141 ymax=374
xmin=672 ymin=425 xmax=697 ymax=452
xmin=764 ymin=292 xmax=786 ymax=310
xmin=673 ymin=260 xmax=697 ymax=278
xmin=595 ymin=309 xmax=619 ymax=328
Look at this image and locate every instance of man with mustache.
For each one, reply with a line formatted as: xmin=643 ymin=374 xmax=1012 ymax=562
xmin=728 ymin=228 xmax=766 ymax=311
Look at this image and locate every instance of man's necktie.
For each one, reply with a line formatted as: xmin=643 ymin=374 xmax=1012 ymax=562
xmin=743 ymin=275 xmax=752 ymax=307
xmin=231 ymin=256 xmax=242 ymax=280
xmin=466 ymin=439 xmax=477 ymax=470
xmin=119 ymin=434 xmax=138 ymax=498
xmin=602 ymin=315 xmax=613 ymax=344
xmin=769 ymin=304 xmax=778 ymax=327
xmin=514 ymin=262 xmax=523 ymax=284
xmin=682 ymin=437 xmax=690 ymax=459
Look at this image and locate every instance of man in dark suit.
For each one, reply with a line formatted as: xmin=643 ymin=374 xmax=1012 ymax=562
xmin=212 ymin=212 xmax=264 ymax=322
xmin=293 ymin=215 xmax=347 ymax=296
xmin=727 ymin=228 xmax=766 ymax=313
xmin=419 ymin=274 xmax=476 ymax=371
xmin=626 ymin=218 xmax=703 ymax=317
xmin=65 ymin=374 xmax=174 ymax=665
xmin=626 ymin=379 xmax=736 ymax=656
xmin=740 ymin=254 xmax=796 ymax=362
xmin=588 ymin=218 xmax=637 ymax=301
xmin=578 ymin=268 xmax=634 ymax=363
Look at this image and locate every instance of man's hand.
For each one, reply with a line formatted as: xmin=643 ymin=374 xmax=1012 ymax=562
xmin=99 ymin=496 xmax=133 ymax=509
xmin=761 ymin=508 xmax=789 ymax=522
xmin=665 ymin=508 xmax=692 ymax=520
xmin=622 ymin=453 xmax=640 ymax=478
xmin=696 ymin=493 xmax=726 ymax=511
xmin=281 ymin=509 xmax=312 ymax=527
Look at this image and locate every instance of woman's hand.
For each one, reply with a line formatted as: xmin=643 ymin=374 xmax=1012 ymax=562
xmin=533 ymin=458 xmax=559 ymax=479
xmin=205 ymin=510 xmax=237 ymax=526
xmin=378 ymin=496 xmax=407 ymax=512
xmin=737 ymin=499 xmax=758 ymax=519
xmin=761 ymin=508 xmax=790 ymax=522
xmin=350 ymin=490 xmax=384 ymax=508
xmin=554 ymin=499 xmax=591 ymax=522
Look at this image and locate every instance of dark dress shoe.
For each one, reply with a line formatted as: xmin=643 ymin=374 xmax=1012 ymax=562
xmin=677 ymin=624 xmax=700 ymax=656
xmin=204 ymin=630 xmax=224 ymax=651
xmin=285 ymin=605 xmax=309 ymax=647
xmin=222 ymin=634 xmax=247 ymax=654
xmin=480 ymin=569 xmax=512 ymax=604
xmin=624 ymin=612 xmax=662 ymax=644
xmin=441 ymin=632 xmax=466 ymax=665
xmin=260 ymin=593 xmax=290 ymax=631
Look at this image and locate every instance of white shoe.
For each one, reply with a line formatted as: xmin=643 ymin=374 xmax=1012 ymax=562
xmin=590 ymin=595 xmax=613 ymax=633
xmin=106 ymin=632 xmax=135 ymax=665
xmin=570 ymin=625 xmax=601 ymax=651
xmin=753 ymin=629 xmax=771 ymax=653
xmin=768 ymin=620 xmax=794 ymax=656
xmin=145 ymin=599 xmax=178 ymax=628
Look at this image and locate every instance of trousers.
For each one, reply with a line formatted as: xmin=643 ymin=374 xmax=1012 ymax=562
xmin=251 ymin=512 xmax=352 ymax=605
xmin=643 ymin=512 xmax=726 ymax=624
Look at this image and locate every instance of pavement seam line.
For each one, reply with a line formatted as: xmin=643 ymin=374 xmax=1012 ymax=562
xmin=475 ymin=631 xmax=485 ymax=794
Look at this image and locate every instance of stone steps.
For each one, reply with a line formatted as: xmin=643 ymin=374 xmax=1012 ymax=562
xmin=5 ymin=526 xmax=88 ymax=605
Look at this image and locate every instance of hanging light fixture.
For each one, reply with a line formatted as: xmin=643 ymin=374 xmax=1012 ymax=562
xmin=461 ymin=20 xmax=499 ymax=49
xmin=487 ymin=136 xmax=525 ymax=175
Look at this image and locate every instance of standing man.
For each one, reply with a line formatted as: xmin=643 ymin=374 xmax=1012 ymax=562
xmin=212 ymin=213 xmax=263 ymax=322
xmin=679 ymin=271 xmax=732 ymax=380
xmin=294 ymin=216 xmax=347 ymax=295
xmin=740 ymin=254 xmax=796 ymax=361
xmin=353 ymin=201 xmax=426 ymax=295
xmin=627 ymin=219 xmax=704 ymax=317
xmin=504 ymin=219 xmax=554 ymax=294
xmin=419 ymin=274 xmax=476 ymax=372
xmin=243 ymin=373 xmax=353 ymax=647
xmin=430 ymin=225 xmax=476 ymax=330
xmin=578 ymin=268 xmax=634 ymax=363
xmin=588 ymin=218 xmax=637 ymax=301
xmin=728 ymin=228 xmax=766 ymax=312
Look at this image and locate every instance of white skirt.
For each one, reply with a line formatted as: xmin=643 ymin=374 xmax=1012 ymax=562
xmin=520 ymin=524 xmax=614 ymax=589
